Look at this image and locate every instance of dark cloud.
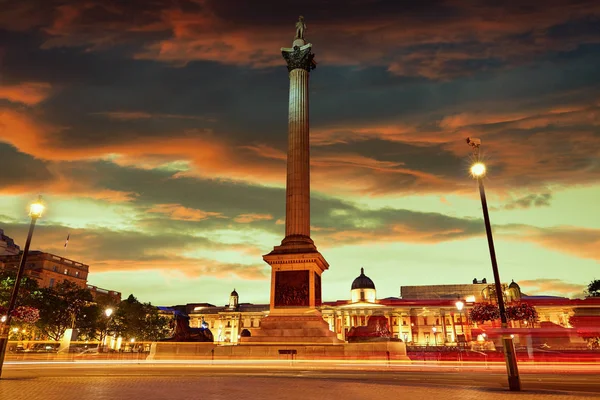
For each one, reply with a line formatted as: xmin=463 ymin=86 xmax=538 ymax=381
xmin=0 ymin=220 xmax=269 ymax=279
xmin=0 ymin=0 xmax=599 ymax=299
xmin=0 ymin=143 xmax=53 ymax=192
xmin=492 ymin=193 xmax=552 ymax=211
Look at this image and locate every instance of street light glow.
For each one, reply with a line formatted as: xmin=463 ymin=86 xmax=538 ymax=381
xmin=455 ymin=301 xmax=464 ymax=311
xmin=470 ymin=162 xmax=486 ymax=177
xmin=105 ymin=308 xmax=114 ymax=318
xmin=29 ymin=196 xmax=45 ymax=218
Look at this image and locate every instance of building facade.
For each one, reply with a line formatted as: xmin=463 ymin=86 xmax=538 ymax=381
xmin=168 ymin=269 xmax=599 ymax=347
xmin=87 ymin=284 xmax=122 ymax=303
xmin=0 ymin=228 xmax=20 ymax=256
xmin=0 ymin=251 xmax=89 ymax=288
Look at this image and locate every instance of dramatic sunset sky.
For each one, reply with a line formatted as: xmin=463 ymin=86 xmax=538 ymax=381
xmin=1 ymin=0 xmax=598 ymax=306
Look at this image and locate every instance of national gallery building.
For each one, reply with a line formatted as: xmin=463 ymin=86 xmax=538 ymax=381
xmin=166 ymin=268 xmax=600 ymax=346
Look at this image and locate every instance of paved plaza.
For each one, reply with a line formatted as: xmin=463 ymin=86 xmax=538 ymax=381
xmin=2 ymin=375 xmax=599 ymax=400
xmin=1 ymin=363 xmax=599 ymax=400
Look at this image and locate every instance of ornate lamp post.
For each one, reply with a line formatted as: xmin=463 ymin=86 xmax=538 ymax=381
xmin=466 ymin=138 xmax=520 ymax=391
xmin=455 ymin=300 xmax=465 ymax=340
xmin=0 ymin=196 xmax=45 ymax=377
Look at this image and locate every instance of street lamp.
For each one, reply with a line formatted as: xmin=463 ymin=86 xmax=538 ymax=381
xmin=98 ymin=308 xmax=114 ymax=352
xmin=432 ymin=326 xmax=437 ymax=346
xmin=455 ymin=300 xmax=465 ymax=340
xmin=466 ymin=138 xmax=520 ymax=391
xmin=0 ymin=196 xmax=45 ymax=377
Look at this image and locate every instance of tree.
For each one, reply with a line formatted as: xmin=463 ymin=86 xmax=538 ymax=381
xmin=586 ymin=280 xmax=600 ymax=298
xmin=0 ymin=269 xmax=42 ymax=307
xmin=109 ymin=294 xmax=170 ymax=342
xmin=469 ymin=303 xmax=501 ymax=323
xmin=75 ymin=303 xmax=103 ymax=341
xmin=505 ymin=302 xmax=538 ymax=323
xmin=469 ymin=302 xmax=539 ymax=324
xmin=1 ymin=270 xmax=42 ymax=338
xmin=33 ymin=280 xmax=93 ymax=341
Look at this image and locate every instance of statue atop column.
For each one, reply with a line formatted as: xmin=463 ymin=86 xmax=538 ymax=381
xmin=295 ymin=16 xmax=306 ymax=40
xmin=283 ymin=16 xmax=316 ymax=72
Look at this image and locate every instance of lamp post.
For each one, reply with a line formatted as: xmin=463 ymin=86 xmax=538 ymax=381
xmin=467 ymin=138 xmax=520 ymax=391
xmin=0 ymin=196 xmax=45 ymax=377
xmin=432 ymin=326 xmax=437 ymax=346
xmin=455 ymin=300 xmax=465 ymax=339
xmin=99 ymin=308 xmax=113 ymax=353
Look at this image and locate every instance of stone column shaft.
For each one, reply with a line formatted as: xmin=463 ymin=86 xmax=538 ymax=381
xmin=285 ymin=68 xmax=311 ymax=239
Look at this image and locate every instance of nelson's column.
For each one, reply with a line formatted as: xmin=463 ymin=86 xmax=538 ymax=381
xmin=250 ymin=16 xmax=339 ymax=343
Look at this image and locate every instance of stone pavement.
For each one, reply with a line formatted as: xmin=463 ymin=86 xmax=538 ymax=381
xmin=1 ymin=376 xmax=598 ymax=400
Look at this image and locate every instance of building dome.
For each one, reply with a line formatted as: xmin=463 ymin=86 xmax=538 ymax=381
xmin=230 ymin=289 xmax=239 ymax=297
xmin=351 ymin=268 xmax=375 ymax=290
xmin=509 ymin=280 xmax=520 ymax=290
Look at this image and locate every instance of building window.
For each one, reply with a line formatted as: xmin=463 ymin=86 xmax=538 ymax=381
xmin=64 ymin=269 xmax=68 ymax=275
xmin=53 ymin=266 xmax=58 ymax=272
xmin=75 ymin=271 xmax=79 ymax=277
xmin=49 ymin=278 xmax=55 ymax=288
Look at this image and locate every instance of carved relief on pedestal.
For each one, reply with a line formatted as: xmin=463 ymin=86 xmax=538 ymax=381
xmin=274 ymin=270 xmax=310 ymax=307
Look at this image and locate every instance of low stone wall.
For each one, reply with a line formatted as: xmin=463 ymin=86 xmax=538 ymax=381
xmin=148 ymin=341 xmax=408 ymax=361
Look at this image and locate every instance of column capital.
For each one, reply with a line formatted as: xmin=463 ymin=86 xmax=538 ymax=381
xmin=281 ymin=44 xmax=316 ymax=72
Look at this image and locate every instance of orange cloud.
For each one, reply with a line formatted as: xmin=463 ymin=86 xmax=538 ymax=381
xmin=0 ymin=82 xmax=52 ymax=105
xmin=518 ymin=226 xmax=600 ymax=261
xmin=0 ymin=223 xmax=269 ymax=280
xmin=0 ymin=108 xmax=285 ymax=184
xmin=233 ymin=213 xmax=273 ymax=223
xmin=147 ymin=203 xmax=224 ymax=221
xmin=311 ymin=152 xmax=459 ymax=195
xmin=94 ymin=258 xmax=269 ymax=280
xmin=518 ymin=279 xmax=587 ymax=299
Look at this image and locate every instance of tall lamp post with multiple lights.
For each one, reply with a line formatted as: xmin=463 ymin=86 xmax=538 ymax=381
xmin=455 ymin=300 xmax=465 ymax=340
xmin=0 ymin=196 xmax=45 ymax=377
xmin=466 ymin=138 xmax=520 ymax=391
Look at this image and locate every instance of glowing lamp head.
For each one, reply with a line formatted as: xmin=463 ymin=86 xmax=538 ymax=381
xmin=470 ymin=162 xmax=486 ymax=178
xmin=432 ymin=327 xmax=437 ymax=333
xmin=29 ymin=196 xmax=45 ymax=218
xmin=455 ymin=300 xmax=464 ymax=311
xmin=130 ymin=338 xmax=135 ymax=343
xmin=105 ymin=308 xmax=114 ymax=318
xmin=0 ymin=315 xmax=6 ymax=323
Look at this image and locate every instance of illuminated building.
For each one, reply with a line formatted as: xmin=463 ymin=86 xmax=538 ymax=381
xmin=0 ymin=229 xmax=121 ymax=302
xmin=0 ymin=228 xmax=20 ymax=256
xmin=0 ymin=251 xmax=89 ymax=288
xmin=167 ymin=269 xmax=600 ymax=346
xmin=87 ymin=284 xmax=122 ymax=303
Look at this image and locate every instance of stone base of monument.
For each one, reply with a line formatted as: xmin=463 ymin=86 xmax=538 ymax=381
xmin=243 ymin=313 xmax=341 ymax=344
xmin=148 ymin=341 xmax=408 ymax=361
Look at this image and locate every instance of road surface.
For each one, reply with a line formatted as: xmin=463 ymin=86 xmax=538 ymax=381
xmin=1 ymin=361 xmax=599 ymax=399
